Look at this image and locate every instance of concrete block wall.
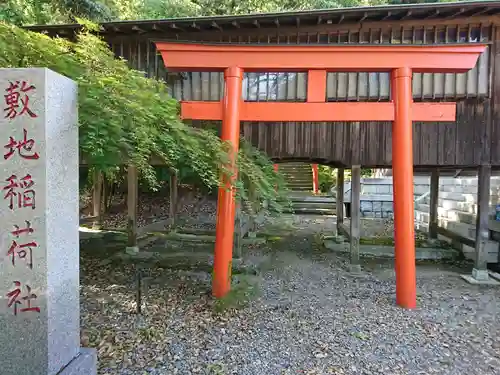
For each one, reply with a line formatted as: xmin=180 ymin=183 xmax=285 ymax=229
xmin=340 ymin=177 xmax=430 ymax=218
xmin=335 ymin=175 xmax=500 ymax=261
xmin=414 ymin=176 xmax=500 ymax=262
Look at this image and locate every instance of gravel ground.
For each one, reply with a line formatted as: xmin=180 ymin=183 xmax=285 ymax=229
xmin=81 ymin=214 xmax=500 ymax=375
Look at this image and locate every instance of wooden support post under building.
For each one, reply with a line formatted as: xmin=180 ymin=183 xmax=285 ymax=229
xmin=461 ymin=165 xmax=497 ymax=284
xmin=126 ymin=165 xmax=139 ymax=254
xmin=336 ymin=168 xmax=344 ymax=235
xmin=169 ymin=171 xmax=178 ymax=229
xmin=473 ymin=165 xmax=491 ymax=280
xmin=92 ymin=170 xmax=103 ymax=229
xmin=349 ymin=165 xmax=361 ymax=273
xmin=429 ymin=169 xmax=439 ymax=239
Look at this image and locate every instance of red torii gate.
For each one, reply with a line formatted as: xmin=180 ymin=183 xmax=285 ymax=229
xmin=155 ymin=42 xmax=485 ymax=309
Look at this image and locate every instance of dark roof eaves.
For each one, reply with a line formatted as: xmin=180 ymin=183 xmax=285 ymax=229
xmin=23 ymin=0 xmax=500 ymax=33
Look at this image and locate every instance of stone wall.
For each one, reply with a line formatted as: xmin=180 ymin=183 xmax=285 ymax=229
xmin=414 ymin=176 xmax=500 ymax=262
xmin=334 ymin=175 xmax=500 ymax=261
xmin=340 ymin=177 xmax=430 ymax=218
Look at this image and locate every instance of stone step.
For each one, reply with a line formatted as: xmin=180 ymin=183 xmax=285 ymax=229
xmin=417 ymin=204 xmax=476 ymax=225
xmin=279 ymin=162 xmax=312 ymax=166
xmin=281 ymin=175 xmax=312 ymax=181
xmin=285 ymin=177 xmax=313 ymax=182
xmin=283 ymin=207 xmax=336 ymax=215
xmin=279 ymin=165 xmax=312 ymax=170
xmin=291 ymin=201 xmax=336 ymax=210
xmin=437 ymin=192 xmax=500 ymax=204
xmin=438 ymin=185 xmax=477 ymax=194
xmin=414 ymin=211 xmax=498 ymax=263
xmin=414 ymin=211 xmax=475 ymax=239
xmin=282 ymin=172 xmax=312 ymax=178
xmin=288 ymin=195 xmax=336 ymax=203
xmin=289 ymin=187 xmax=313 ymax=192
xmin=286 ymin=182 xmax=313 ymax=188
xmin=438 ymin=198 xmax=499 ymax=216
xmin=439 ymin=177 xmax=500 ymax=186
xmin=281 ymin=171 xmax=312 ymax=176
xmin=414 ymin=210 xmax=430 ymax=225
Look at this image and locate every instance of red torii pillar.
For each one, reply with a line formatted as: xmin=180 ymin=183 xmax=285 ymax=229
xmin=155 ymin=42 xmax=485 ymax=308
xmin=392 ymin=67 xmax=416 ymax=308
xmin=311 ymin=164 xmax=319 ymax=194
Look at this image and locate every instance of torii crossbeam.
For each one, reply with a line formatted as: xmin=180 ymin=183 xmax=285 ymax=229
xmin=155 ymin=41 xmax=486 ymax=309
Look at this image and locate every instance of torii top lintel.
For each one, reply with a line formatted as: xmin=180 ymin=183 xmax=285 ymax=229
xmin=154 ymin=42 xmax=486 ymax=73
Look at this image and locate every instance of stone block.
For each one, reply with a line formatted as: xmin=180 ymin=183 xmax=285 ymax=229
xmin=58 ymin=349 xmax=97 ymax=375
xmin=0 ymin=68 xmax=96 ymax=375
xmin=461 ymin=273 xmax=500 ymax=285
xmin=126 ymin=246 xmax=140 ymax=255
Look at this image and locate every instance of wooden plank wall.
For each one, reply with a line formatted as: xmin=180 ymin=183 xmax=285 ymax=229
xmin=105 ymin=19 xmax=499 ymax=168
xmin=242 ymin=99 xmax=490 ymax=167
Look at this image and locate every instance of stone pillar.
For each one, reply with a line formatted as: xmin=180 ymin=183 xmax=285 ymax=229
xmin=349 ymin=165 xmax=361 ymax=273
xmin=0 ymin=68 xmax=97 ymax=374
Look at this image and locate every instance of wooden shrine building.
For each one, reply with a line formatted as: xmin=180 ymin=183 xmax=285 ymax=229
xmin=28 ymin=1 xmax=500 ymax=308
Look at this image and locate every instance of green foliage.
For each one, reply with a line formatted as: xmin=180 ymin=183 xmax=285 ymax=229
xmin=122 ymin=0 xmax=465 ymax=19
xmin=318 ymin=166 xmax=374 ymax=192
xmin=0 ymin=0 xmax=470 ymax=26
xmin=0 ymin=21 xmax=288 ymax=210
xmin=0 ymin=0 xmax=112 ymax=25
xmin=318 ymin=165 xmax=337 ymax=193
xmin=212 ymin=275 xmax=260 ymax=314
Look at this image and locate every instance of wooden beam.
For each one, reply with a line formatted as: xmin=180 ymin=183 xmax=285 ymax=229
xmin=306 ymin=70 xmax=327 ymax=102
xmin=401 ymin=11 xmax=413 ymax=21
xmin=429 ymin=169 xmax=439 ymax=239
xmin=436 ymin=226 xmax=475 ymax=248
xmin=336 ymin=168 xmax=345 ymax=235
xmin=131 ymin=26 xmax=145 ymax=33
xmin=349 ymin=165 xmax=361 ymax=272
xmin=447 ymin=7 xmax=466 ymax=19
xmin=180 ymin=101 xmax=457 ymax=122
xmin=470 ymin=7 xmax=491 ymax=17
xmin=211 ymin=21 xmax=222 ymax=31
xmin=424 ymin=9 xmax=440 ymax=19
xmin=107 ymin=16 xmax=498 ymax=45
xmin=156 ymin=42 xmax=486 ymax=73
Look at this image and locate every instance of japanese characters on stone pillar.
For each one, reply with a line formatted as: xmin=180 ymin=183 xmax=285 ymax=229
xmin=0 ymin=68 xmax=97 ymax=375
